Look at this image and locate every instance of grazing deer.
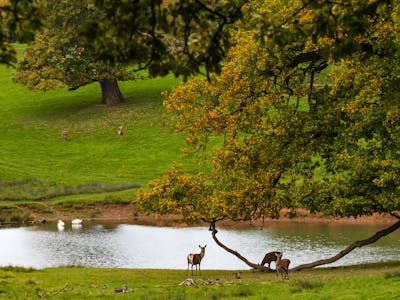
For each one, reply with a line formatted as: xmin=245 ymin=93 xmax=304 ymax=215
xmin=61 ymin=129 xmax=67 ymax=140
xmin=275 ymin=252 xmax=291 ymax=280
xmin=187 ymin=245 xmax=206 ymax=275
xmin=261 ymin=251 xmax=282 ymax=268
xmin=118 ymin=126 xmax=123 ymax=138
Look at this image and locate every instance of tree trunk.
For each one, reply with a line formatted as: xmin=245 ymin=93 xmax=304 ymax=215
xmin=209 ymin=221 xmax=274 ymax=272
xmin=209 ymin=214 xmax=400 ymax=272
xmin=99 ymin=78 xmax=124 ymax=105
xmin=291 ymin=216 xmax=400 ymax=271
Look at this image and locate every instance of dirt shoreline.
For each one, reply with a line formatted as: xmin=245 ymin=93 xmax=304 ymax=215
xmin=24 ymin=203 xmax=398 ymax=227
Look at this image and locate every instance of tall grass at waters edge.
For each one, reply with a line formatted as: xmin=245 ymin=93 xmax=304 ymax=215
xmin=0 ymin=262 xmax=399 ymax=299
xmin=0 ymin=47 xmax=193 ymax=214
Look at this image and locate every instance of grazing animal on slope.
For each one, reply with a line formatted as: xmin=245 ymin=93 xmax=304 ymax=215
xmin=261 ymin=251 xmax=282 ymax=268
xmin=187 ymin=245 xmax=206 ymax=275
xmin=61 ymin=129 xmax=67 ymax=141
xmin=275 ymin=252 xmax=291 ymax=280
xmin=118 ymin=126 xmax=123 ymax=138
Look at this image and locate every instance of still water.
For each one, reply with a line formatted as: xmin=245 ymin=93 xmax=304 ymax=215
xmin=0 ymin=222 xmax=399 ymax=270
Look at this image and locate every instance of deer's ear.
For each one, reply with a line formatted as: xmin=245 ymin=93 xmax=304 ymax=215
xmin=198 ymin=245 xmax=201 ymax=247
xmin=205 ymin=245 xmax=207 ymax=247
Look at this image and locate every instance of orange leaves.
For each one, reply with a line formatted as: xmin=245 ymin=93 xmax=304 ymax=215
xmin=139 ymin=0 xmax=400 ymax=222
xmin=137 ymin=167 xmax=219 ymax=222
xmin=297 ymin=8 xmax=313 ymax=25
xmin=385 ymin=105 xmax=400 ymax=134
xmin=163 ymin=77 xmax=222 ymax=138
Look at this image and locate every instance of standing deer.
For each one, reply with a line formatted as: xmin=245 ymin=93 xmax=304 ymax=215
xmin=275 ymin=252 xmax=291 ymax=280
xmin=187 ymin=245 xmax=206 ymax=275
xmin=118 ymin=126 xmax=123 ymax=138
xmin=261 ymin=251 xmax=282 ymax=268
xmin=61 ymin=129 xmax=67 ymax=141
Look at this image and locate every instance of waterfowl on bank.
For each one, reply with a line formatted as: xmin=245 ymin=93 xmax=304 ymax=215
xmin=71 ymin=219 xmax=82 ymax=225
xmin=57 ymin=220 xmax=65 ymax=231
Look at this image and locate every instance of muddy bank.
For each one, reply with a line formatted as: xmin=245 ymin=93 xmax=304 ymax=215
xmin=17 ymin=202 xmax=398 ymax=228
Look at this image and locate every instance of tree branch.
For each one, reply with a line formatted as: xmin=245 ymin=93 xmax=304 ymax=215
xmin=209 ymin=220 xmax=274 ymax=272
xmin=291 ymin=217 xmax=400 ymax=271
xmin=193 ymin=0 xmax=228 ymax=21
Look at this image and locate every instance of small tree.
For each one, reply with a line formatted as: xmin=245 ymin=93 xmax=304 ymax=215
xmin=137 ymin=0 xmax=400 ymax=271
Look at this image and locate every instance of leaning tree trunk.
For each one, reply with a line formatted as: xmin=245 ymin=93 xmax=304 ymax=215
xmin=209 ymin=213 xmax=400 ymax=272
xmin=291 ymin=214 xmax=400 ymax=271
xmin=209 ymin=220 xmax=274 ymax=272
xmin=99 ymin=78 xmax=125 ymax=105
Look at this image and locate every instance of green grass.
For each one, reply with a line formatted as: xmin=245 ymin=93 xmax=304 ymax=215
xmin=0 ymin=262 xmax=399 ymax=299
xmin=0 ymin=45 xmax=191 ymax=209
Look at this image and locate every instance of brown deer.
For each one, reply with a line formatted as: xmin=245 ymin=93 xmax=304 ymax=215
xmin=261 ymin=251 xmax=282 ymax=268
xmin=187 ymin=245 xmax=206 ymax=275
xmin=61 ymin=129 xmax=67 ymax=141
xmin=118 ymin=126 xmax=123 ymax=138
xmin=275 ymin=252 xmax=291 ymax=280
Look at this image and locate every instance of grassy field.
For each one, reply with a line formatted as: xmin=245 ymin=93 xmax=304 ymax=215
xmin=0 ymin=45 xmax=196 ymax=221
xmin=1 ymin=47 xmax=400 ymax=300
xmin=0 ymin=56 xmax=185 ymax=186
xmin=0 ymin=262 xmax=399 ymax=299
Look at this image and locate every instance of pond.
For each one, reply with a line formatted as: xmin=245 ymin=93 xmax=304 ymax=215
xmin=0 ymin=222 xmax=399 ymax=270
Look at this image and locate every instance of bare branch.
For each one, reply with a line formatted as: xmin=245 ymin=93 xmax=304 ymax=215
xmin=390 ymin=212 xmax=400 ymax=220
xmin=209 ymin=220 xmax=274 ymax=272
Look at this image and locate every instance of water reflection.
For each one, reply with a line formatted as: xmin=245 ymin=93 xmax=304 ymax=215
xmin=0 ymin=222 xmax=399 ymax=270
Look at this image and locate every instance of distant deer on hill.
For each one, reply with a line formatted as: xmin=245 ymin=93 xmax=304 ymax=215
xmin=61 ymin=129 xmax=67 ymax=140
xmin=118 ymin=126 xmax=123 ymax=138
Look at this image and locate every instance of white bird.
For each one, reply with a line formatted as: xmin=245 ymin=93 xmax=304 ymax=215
xmin=71 ymin=219 xmax=82 ymax=225
xmin=57 ymin=220 xmax=65 ymax=231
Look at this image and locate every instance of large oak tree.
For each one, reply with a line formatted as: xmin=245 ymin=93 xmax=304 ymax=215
xmin=13 ymin=0 xmax=130 ymax=105
xmin=136 ymin=0 xmax=400 ymax=271
xmin=80 ymin=0 xmax=246 ymax=80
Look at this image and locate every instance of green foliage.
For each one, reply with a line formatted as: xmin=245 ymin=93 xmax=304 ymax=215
xmin=13 ymin=0 xmax=130 ymax=98
xmin=0 ymin=0 xmax=43 ymax=66
xmin=82 ymin=0 xmax=246 ymax=80
xmin=138 ymin=0 xmax=400 ymax=222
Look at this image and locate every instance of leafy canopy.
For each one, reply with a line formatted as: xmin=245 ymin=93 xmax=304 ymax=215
xmin=13 ymin=0 xmax=130 ymax=92
xmin=137 ymin=0 xmax=400 ymax=223
xmin=81 ymin=0 xmax=246 ymax=80
xmin=0 ymin=0 xmax=43 ymax=66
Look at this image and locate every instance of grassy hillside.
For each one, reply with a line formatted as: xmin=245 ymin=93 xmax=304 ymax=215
xmin=0 ymin=262 xmax=399 ymax=299
xmin=0 ymin=46 xmax=191 ymax=216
